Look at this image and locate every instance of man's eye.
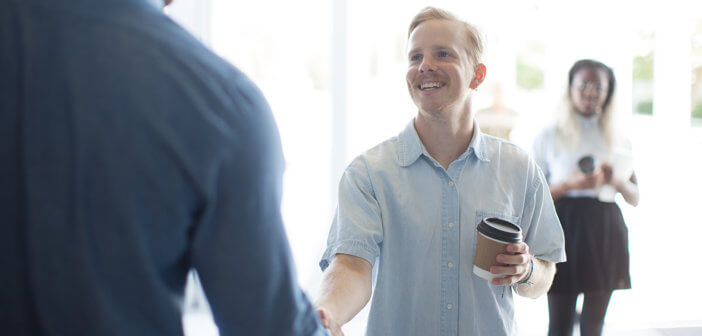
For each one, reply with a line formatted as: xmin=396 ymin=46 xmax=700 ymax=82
xmin=438 ymin=51 xmax=449 ymax=58
xmin=410 ymin=54 xmax=422 ymax=61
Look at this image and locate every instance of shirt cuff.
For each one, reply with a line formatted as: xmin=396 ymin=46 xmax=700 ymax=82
xmin=319 ymin=240 xmax=378 ymax=271
xmin=534 ymin=248 xmax=567 ymax=264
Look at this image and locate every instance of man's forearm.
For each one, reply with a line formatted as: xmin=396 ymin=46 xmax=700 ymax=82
xmin=514 ymin=258 xmax=555 ymax=299
xmin=315 ymin=254 xmax=373 ymax=325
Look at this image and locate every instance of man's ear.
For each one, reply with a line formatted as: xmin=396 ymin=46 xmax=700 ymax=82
xmin=469 ymin=64 xmax=487 ymax=89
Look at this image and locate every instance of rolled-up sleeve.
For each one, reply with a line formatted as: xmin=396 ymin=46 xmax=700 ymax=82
xmin=522 ymin=159 xmax=566 ymax=263
xmin=320 ymin=157 xmax=384 ymax=271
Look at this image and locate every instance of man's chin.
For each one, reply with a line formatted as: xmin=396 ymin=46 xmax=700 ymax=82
xmin=417 ymin=104 xmax=448 ymax=116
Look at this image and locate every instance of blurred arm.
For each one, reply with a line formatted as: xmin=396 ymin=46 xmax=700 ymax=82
xmin=613 ymin=172 xmax=639 ymax=207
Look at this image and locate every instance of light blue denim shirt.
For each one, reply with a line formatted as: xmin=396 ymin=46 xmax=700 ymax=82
xmin=321 ymin=120 xmax=566 ymax=336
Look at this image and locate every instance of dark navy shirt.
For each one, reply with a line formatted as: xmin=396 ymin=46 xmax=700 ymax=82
xmin=0 ymin=0 xmax=325 ymax=335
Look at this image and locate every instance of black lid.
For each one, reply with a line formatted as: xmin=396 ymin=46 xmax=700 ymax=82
xmin=578 ymin=155 xmax=595 ymax=175
xmin=477 ymin=217 xmax=522 ymax=243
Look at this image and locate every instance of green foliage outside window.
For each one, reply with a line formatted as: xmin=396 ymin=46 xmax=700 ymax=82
xmin=632 ymin=45 xmax=654 ymax=116
xmin=692 ymin=20 xmax=702 ymax=121
xmin=306 ymin=54 xmax=329 ymax=90
xmin=636 ymin=100 xmax=653 ymax=115
xmin=633 ymin=52 xmax=654 ymax=81
xmin=693 ymin=102 xmax=702 ymax=119
xmin=516 ymin=56 xmax=543 ymax=91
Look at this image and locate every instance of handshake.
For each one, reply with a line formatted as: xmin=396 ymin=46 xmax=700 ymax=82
xmin=316 ymin=307 xmax=343 ymax=336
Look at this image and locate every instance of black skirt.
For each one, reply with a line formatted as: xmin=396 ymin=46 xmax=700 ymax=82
xmin=549 ymin=197 xmax=631 ymax=294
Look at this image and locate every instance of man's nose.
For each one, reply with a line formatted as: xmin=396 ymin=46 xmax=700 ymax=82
xmin=419 ymin=55 xmax=437 ymax=72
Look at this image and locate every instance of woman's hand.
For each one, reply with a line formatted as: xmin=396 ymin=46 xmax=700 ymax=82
xmin=565 ymin=169 xmax=604 ymax=190
xmin=601 ymin=162 xmax=614 ymax=184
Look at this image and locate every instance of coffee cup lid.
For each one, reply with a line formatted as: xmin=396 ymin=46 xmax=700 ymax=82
xmin=477 ymin=217 xmax=522 ymax=243
xmin=578 ymin=155 xmax=596 ymax=174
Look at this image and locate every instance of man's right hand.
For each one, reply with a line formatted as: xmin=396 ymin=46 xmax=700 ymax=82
xmin=317 ymin=307 xmax=344 ymax=336
xmin=314 ymin=254 xmax=372 ymax=336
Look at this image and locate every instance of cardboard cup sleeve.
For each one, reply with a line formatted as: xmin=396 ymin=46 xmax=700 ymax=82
xmin=472 ymin=217 xmax=522 ymax=280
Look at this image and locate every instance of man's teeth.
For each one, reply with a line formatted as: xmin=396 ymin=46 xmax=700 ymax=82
xmin=420 ymin=82 xmax=442 ymax=89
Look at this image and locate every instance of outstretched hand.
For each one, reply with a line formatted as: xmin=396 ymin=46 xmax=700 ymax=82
xmin=317 ymin=308 xmax=344 ymax=336
xmin=489 ymin=242 xmax=532 ymax=286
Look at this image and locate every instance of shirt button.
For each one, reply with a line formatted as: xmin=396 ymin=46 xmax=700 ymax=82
xmin=448 ymin=222 xmax=454 ymax=228
xmin=448 ymin=181 xmax=454 ymax=187
xmin=447 ymin=303 xmax=453 ymax=310
xmin=448 ymin=262 xmax=454 ymax=268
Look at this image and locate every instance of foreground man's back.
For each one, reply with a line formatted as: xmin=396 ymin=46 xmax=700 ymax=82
xmin=0 ymin=0 xmax=324 ymax=335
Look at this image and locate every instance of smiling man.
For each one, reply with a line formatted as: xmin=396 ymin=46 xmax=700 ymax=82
xmin=314 ymin=7 xmax=566 ymax=336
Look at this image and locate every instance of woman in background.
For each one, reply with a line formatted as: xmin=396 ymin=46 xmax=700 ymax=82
xmin=532 ymin=59 xmax=640 ymax=336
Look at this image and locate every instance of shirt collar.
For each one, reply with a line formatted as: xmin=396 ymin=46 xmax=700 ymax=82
xmin=397 ymin=119 xmax=489 ymax=167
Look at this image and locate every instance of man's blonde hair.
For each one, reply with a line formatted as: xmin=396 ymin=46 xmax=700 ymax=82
xmin=407 ymin=7 xmax=484 ymax=69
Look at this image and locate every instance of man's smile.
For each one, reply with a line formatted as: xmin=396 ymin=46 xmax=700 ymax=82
xmin=418 ymin=81 xmax=445 ymax=90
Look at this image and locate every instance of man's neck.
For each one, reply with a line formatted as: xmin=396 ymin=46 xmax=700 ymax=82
xmin=414 ymin=108 xmax=475 ymax=170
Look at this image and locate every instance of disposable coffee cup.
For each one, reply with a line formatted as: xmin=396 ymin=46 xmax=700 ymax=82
xmin=578 ymin=155 xmax=596 ymax=175
xmin=472 ymin=217 xmax=523 ymax=280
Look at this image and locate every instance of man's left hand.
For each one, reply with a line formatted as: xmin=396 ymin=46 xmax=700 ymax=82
xmin=489 ymin=242 xmax=532 ymax=286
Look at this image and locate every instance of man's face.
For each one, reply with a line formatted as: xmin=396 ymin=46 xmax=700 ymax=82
xmin=406 ymin=19 xmax=476 ymax=114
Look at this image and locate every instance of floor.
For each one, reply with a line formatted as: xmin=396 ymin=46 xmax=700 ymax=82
xmin=182 ymin=311 xmax=702 ymax=335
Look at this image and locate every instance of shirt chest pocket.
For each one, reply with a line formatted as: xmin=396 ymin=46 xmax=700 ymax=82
xmin=474 ymin=210 xmax=521 ymax=228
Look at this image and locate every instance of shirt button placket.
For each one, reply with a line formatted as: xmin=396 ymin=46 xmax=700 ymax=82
xmin=446 ymin=175 xmax=460 ymax=335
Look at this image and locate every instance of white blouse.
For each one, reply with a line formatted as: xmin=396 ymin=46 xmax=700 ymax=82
xmin=532 ymin=115 xmax=633 ymax=202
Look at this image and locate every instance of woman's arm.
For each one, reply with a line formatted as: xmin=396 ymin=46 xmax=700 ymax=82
xmin=613 ymin=172 xmax=639 ymax=207
xmin=549 ymin=171 xmax=603 ymax=201
xmin=548 ymin=182 xmax=570 ymax=200
xmin=601 ymin=163 xmax=639 ymax=207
